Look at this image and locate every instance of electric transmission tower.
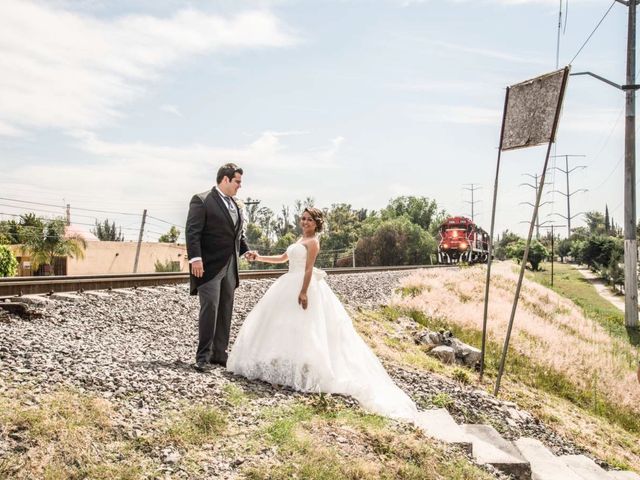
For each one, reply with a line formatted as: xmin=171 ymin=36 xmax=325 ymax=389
xmin=463 ymin=184 xmax=482 ymax=222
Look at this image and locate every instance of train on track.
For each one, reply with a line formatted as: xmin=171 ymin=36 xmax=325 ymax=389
xmin=437 ymin=216 xmax=490 ymax=264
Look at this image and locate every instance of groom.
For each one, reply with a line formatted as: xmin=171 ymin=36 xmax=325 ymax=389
xmin=186 ymin=163 xmax=254 ymax=372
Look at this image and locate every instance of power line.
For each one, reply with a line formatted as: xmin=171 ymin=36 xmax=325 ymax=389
xmin=146 ymin=215 xmax=183 ymax=228
xmin=568 ymin=0 xmax=616 ymax=65
xmin=0 ymin=196 xmax=141 ymax=217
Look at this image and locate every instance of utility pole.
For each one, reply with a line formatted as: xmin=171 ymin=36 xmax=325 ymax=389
xmin=463 ymin=184 xmax=482 ymax=221
xmin=65 ymin=204 xmax=71 ymax=226
xmin=624 ymin=0 xmax=638 ymax=328
xmin=133 ymin=209 xmax=147 ymax=273
xmin=519 ymin=173 xmax=552 ymax=239
xmin=539 ymin=224 xmax=566 ymax=287
xmin=550 ymin=155 xmax=586 ymax=237
xmin=571 ymin=0 xmax=638 ymax=327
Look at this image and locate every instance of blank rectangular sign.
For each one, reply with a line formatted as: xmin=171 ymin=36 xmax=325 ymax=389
xmin=501 ymin=68 xmax=569 ymax=151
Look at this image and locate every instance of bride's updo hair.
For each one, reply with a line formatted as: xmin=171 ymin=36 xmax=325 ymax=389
xmin=304 ymin=207 xmax=324 ymax=233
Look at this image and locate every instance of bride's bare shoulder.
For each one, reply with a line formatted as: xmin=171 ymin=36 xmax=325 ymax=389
xmin=300 ymin=237 xmax=320 ymax=251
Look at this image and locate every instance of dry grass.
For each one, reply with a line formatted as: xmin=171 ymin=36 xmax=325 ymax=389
xmin=394 ymin=262 xmax=639 ymax=416
xmin=386 ymin=261 xmax=640 ymax=471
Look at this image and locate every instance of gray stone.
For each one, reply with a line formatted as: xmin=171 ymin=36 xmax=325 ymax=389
xmin=428 ymin=345 xmax=456 ymax=364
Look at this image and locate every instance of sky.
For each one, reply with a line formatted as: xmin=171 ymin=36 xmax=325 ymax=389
xmin=0 ymin=0 xmax=631 ymax=242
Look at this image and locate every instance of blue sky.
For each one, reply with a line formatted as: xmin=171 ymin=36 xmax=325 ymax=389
xmin=0 ymin=0 xmax=630 ymax=241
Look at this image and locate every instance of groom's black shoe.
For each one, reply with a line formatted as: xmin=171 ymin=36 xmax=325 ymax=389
xmin=193 ymin=361 xmax=212 ymax=373
xmin=210 ymin=359 xmax=227 ymax=368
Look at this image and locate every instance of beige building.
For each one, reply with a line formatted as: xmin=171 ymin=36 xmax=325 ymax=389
xmin=11 ymin=241 xmax=188 ymax=276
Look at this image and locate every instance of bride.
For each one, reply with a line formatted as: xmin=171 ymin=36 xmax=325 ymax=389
xmin=227 ymin=207 xmax=418 ymax=421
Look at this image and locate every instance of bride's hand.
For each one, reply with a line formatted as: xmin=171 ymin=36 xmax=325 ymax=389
xmin=298 ymin=292 xmax=308 ymax=310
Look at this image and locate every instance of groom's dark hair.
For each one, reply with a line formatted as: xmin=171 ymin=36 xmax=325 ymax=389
xmin=217 ymin=163 xmax=243 ymax=184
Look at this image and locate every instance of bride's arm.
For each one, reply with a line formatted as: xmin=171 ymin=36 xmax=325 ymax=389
xmin=298 ymin=240 xmax=320 ymax=310
xmin=254 ymin=252 xmax=288 ymax=264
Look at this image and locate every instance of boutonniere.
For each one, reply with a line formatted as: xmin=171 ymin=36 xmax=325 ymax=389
xmin=234 ymin=198 xmax=245 ymax=210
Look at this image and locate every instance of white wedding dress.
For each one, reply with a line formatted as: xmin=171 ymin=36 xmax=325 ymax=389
xmin=227 ymin=242 xmax=418 ymax=421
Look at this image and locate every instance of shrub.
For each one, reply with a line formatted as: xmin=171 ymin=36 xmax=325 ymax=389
xmin=0 ymin=245 xmax=18 ymax=277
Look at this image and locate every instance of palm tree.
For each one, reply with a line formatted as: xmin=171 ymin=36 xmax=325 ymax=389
xmin=21 ymin=218 xmax=86 ymax=275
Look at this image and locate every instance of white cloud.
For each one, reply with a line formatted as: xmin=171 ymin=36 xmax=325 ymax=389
xmin=1 ymin=130 xmax=345 ymax=231
xmin=0 ymin=120 xmax=24 ymax=137
xmin=160 ymin=104 xmax=183 ymax=117
xmin=0 ymin=1 xmax=296 ymax=134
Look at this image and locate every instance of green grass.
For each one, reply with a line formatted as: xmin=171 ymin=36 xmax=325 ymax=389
xmin=245 ymin=397 xmax=496 ymax=480
xmin=0 ymin=389 xmax=157 ymax=480
xmin=165 ymin=405 xmax=227 ymax=446
xmin=223 ymin=383 xmax=248 ymax=407
xmin=380 ymin=305 xmax=640 ymax=435
xmin=525 ymin=262 xmax=630 ymax=341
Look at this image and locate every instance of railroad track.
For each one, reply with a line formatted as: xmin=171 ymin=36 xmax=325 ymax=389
xmin=0 ymin=264 xmax=451 ymax=298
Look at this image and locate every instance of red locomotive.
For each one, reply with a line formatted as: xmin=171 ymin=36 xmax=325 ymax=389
xmin=437 ymin=216 xmax=490 ymax=264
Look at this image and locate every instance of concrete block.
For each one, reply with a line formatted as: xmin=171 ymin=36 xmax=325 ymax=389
xmin=608 ymin=471 xmax=640 ymax=480
xmin=414 ymin=409 xmax=472 ymax=453
xmin=561 ymin=454 xmax=611 ymax=480
xmin=462 ymin=424 xmax=530 ymax=480
xmin=514 ymin=438 xmax=581 ymax=480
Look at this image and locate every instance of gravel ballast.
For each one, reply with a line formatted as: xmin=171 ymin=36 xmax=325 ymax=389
xmin=0 ymin=271 xmax=589 ymax=477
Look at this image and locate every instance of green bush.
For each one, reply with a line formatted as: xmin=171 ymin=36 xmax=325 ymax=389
xmin=0 ymin=245 xmax=18 ymax=277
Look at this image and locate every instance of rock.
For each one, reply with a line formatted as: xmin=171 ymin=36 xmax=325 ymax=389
xmin=448 ymin=338 xmax=482 ymax=367
xmin=163 ymin=450 xmax=181 ymax=464
xmin=428 ymin=346 xmax=456 ymax=364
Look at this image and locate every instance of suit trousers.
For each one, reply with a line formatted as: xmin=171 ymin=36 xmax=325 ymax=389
xmin=196 ymin=255 xmax=237 ymax=363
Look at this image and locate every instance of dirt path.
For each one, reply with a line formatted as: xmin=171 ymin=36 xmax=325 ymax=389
xmin=573 ymin=264 xmax=626 ymax=312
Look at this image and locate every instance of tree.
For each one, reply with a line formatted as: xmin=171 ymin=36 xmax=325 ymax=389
xmin=158 ymin=226 xmax=180 ymax=243
xmin=0 ymin=245 xmax=18 ymax=277
xmin=585 ymin=211 xmax=606 ymax=236
xmin=0 ymin=214 xmax=45 ymax=245
xmin=21 ymin=218 xmax=86 ymax=275
xmin=92 ymin=219 xmax=124 ymax=241
xmin=557 ymin=238 xmax=572 ymax=262
xmin=579 ymin=236 xmax=623 ymax=271
xmin=355 ymin=217 xmax=436 ymax=266
xmin=275 ymin=205 xmax=294 ymax=237
xmin=322 ymin=204 xmax=363 ymax=266
xmin=0 ymin=220 xmax=19 ymax=244
xmin=505 ymin=239 xmax=548 ymax=271
xmin=255 ymin=207 xmax=276 ymax=241
xmin=381 ymin=196 xmax=440 ymax=231
xmin=494 ymin=230 xmax=521 ymax=261
xmin=244 ymin=197 xmax=261 ymax=225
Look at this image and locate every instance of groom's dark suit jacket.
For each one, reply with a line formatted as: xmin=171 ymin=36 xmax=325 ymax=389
xmin=186 ymin=188 xmax=249 ymax=295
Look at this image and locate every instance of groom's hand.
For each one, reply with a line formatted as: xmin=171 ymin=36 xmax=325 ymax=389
xmin=191 ymin=260 xmax=204 ymax=278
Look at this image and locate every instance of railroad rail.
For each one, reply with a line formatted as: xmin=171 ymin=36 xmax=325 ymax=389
xmin=0 ymin=265 xmax=449 ymax=298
